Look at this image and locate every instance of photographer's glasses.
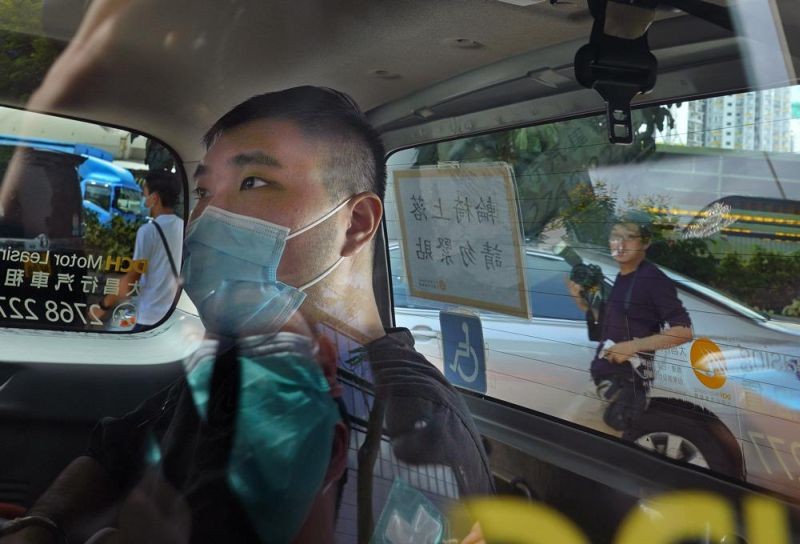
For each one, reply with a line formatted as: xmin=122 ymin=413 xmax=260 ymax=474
xmin=608 ymin=234 xmax=641 ymax=244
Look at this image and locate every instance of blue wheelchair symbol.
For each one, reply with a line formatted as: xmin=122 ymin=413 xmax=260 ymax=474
xmin=440 ymin=312 xmax=486 ymax=393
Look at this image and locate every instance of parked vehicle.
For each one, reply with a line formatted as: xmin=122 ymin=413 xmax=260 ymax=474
xmin=391 ymin=243 xmax=800 ymax=498
xmin=1 ymin=134 xmax=145 ymax=227
xmin=80 ymin=165 xmax=143 ymax=225
xmin=0 ymin=136 xmax=84 ymax=246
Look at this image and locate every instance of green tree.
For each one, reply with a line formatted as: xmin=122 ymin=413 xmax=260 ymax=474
xmin=0 ymin=0 xmax=65 ymax=102
xmin=706 ymin=248 xmax=800 ymax=314
xmin=548 ymin=181 xmax=618 ymax=246
xmin=783 ymin=298 xmax=800 ymax=318
xmin=648 ymin=238 xmax=718 ymax=285
xmin=84 ymin=212 xmax=144 ymax=257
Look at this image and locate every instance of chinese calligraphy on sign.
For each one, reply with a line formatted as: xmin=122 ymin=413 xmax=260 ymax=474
xmin=393 ymin=164 xmax=529 ymax=318
xmin=2 ymin=267 xmax=134 ymax=296
xmin=0 ymin=249 xmax=144 ymax=330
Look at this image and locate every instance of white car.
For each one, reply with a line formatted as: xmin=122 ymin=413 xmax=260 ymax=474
xmin=391 ymin=244 xmax=800 ymax=499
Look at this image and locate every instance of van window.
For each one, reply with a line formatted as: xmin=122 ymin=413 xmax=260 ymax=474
xmin=84 ymin=184 xmax=112 ymax=211
xmin=0 ymin=107 xmax=185 ymax=332
xmin=114 ymin=187 xmax=143 ymax=214
xmin=386 ymin=85 xmax=800 ymax=494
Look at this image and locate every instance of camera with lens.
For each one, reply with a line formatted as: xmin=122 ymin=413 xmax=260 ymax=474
xmin=557 ymin=244 xmax=605 ymax=293
xmin=569 ymin=262 xmax=604 ymax=292
xmin=555 ymin=242 xmax=606 ymax=341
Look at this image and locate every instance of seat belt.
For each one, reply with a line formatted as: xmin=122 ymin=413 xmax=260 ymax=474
xmin=150 ymin=218 xmax=179 ymax=280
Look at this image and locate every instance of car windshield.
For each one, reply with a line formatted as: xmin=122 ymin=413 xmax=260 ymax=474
xmin=0 ymin=106 xmax=181 ymax=333
xmin=388 ymin=87 xmax=800 ymax=323
xmin=386 ymin=84 xmax=800 ymax=502
xmin=84 ymin=184 xmax=111 ymax=210
xmin=114 ymin=187 xmax=141 ymax=213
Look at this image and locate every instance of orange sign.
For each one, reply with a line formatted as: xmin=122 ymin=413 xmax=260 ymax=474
xmin=690 ymin=338 xmax=727 ymax=389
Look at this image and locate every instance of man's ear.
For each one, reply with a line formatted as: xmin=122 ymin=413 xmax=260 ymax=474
xmin=341 ymin=192 xmax=382 ymax=257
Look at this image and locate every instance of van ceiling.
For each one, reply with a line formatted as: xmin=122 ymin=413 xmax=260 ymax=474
xmin=0 ymin=0 xmax=761 ymax=163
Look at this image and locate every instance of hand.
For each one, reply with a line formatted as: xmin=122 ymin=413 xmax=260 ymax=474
xmin=26 ymin=0 xmax=225 ymax=114
xmin=115 ymin=469 xmax=190 ymax=544
xmin=565 ymin=279 xmax=582 ymax=298
xmin=565 ymin=278 xmax=590 ymax=313
xmin=460 ymin=522 xmax=485 ymax=544
xmin=27 ymin=0 xmax=136 ymax=112
xmin=603 ymin=340 xmax=640 ymax=364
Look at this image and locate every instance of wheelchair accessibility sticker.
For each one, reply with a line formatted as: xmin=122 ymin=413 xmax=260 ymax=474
xmin=440 ymin=311 xmax=486 ymax=393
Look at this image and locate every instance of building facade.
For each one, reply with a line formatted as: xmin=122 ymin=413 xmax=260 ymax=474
xmin=684 ymin=88 xmax=793 ymax=152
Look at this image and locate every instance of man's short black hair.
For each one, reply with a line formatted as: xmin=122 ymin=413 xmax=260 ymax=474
xmin=203 ymin=86 xmax=387 ymax=203
xmin=144 ymin=171 xmax=181 ymax=209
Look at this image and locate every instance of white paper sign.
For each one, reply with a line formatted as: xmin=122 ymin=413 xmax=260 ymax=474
xmin=393 ymin=164 xmax=529 ymax=318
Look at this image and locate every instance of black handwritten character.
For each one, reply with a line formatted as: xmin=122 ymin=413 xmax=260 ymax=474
xmin=410 ymin=194 xmax=428 ymax=222
xmin=437 ymin=237 xmax=454 ymax=266
xmin=481 ymin=242 xmax=503 ymax=271
xmin=415 ymin=238 xmax=433 ymax=261
xmin=431 ymin=197 xmax=451 ymax=221
xmin=475 ymin=196 xmax=499 ymax=224
xmin=454 ymin=195 xmax=473 ymax=224
xmin=4 ymin=269 xmax=24 ymax=288
xmin=55 ymin=273 xmax=75 ymax=291
xmin=459 ymin=241 xmax=477 ymax=268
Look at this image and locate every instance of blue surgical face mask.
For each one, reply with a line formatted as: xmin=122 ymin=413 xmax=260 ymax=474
xmin=141 ymin=194 xmax=152 ymax=216
xmin=181 ymin=199 xmax=349 ymax=337
xmin=184 ymin=332 xmax=341 ymax=544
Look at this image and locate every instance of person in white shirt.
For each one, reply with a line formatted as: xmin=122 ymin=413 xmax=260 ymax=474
xmin=93 ymin=171 xmax=184 ymax=330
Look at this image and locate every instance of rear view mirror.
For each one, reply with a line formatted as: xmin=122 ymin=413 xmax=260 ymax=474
xmin=0 ymin=107 xmax=185 ymax=332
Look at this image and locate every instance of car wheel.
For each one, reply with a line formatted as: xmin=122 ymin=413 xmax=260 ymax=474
xmin=623 ymin=399 xmax=744 ymax=479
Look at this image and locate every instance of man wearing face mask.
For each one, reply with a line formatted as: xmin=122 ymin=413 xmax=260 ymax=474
xmin=0 ymin=311 xmax=349 ymax=544
xmin=183 ymin=86 xmax=494 ymax=500
xmin=90 ymin=171 xmax=183 ymax=331
xmin=567 ymin=210 xmax=693 ymax=432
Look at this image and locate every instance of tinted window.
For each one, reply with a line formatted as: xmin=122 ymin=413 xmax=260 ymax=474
xmin=114 ymin=187 xmax=142 ymax=214
xmin=85 ymin=184 xmax=111 ymax=211
xmin=386 ymin=85 xmax=800 ymax=496
xmin=0 ymin=107 xmax=185 ymax=332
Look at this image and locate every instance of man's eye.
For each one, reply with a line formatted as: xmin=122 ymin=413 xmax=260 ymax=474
xmin=240 ymin=177 xmax=269 ymax=190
